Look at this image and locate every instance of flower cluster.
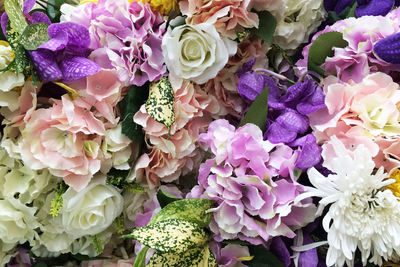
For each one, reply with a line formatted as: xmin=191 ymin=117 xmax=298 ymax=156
xmin=2 ymin=0 xmax=400 ymax=266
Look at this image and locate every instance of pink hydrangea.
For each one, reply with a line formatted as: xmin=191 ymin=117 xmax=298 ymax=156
xmin=132 ymin=81 xmax=220 ymax=186
xmin=180 ymin=0 xmax=259 ymax=39
xmin=64 ymin=0 xmax=166 ymax=86
xmin=19 ymin=70 xmax=130 ymax=191
xmin=189 ymin=120 xmax=316 ymax=244
xmin=310 ymin=72 xmax=400 ymax=172
xmin=296 ymin=12 xmax=400 ymax=82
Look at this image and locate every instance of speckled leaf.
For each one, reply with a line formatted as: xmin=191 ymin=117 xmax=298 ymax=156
xmin=133 ymin=247 xmax=150 ymax=267
xmin=19 ymin=23 xmax=50 ymax=50
xmin=146 ymin=245 xmax=217 ymax=267
xmin=145 ymin=77 xmax=175 ymax=131
xmin=4 ymin=0 xmax=28 ymax=34
xmin=157 ymin=189 xmax=180 ymax=208
xmin=150 ymin=198 xmax=214 ymax=228
xmin=6 ymin=20 xmax=28 ymax=74
xmin=126 ymin=219 xmax=208 ymax=254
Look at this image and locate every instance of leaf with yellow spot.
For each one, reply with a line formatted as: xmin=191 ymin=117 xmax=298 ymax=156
xmin=145 ymin=77 xmax=175 ymax=133
xmin=146 ymin=245 xmax=217 ymax=267
xmin=18 ymin=23 xmax=50 ymax=50
xmin=4 ymin=0 xmax=28 ymax=34
xmin=123 ymin=219 xmax=208 ymax=254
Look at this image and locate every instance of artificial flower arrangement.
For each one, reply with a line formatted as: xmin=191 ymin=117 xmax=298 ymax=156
xmin=1 ymin=0 xmax=400 ymax=266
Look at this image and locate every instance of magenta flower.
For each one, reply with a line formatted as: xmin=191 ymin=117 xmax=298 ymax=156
xmin=66 ymin=0 xmax=167 ymax=86
xmin=189 ymin=120 xmax=316 ymax=245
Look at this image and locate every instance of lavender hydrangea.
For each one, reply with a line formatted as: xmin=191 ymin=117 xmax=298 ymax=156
xmin=64 ymin=0 xmax=167 ymax=86
xmin=189 ymin=120 xmax=316 ymax=245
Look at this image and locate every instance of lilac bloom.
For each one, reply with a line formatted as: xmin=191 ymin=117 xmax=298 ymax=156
xmin=355 ymin=0 xmax=395 ymax=17
xmin=30 ymin=22 xmax=100 ymax=82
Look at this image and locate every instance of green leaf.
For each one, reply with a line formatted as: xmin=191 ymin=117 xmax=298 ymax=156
xmin=4 ymin=0 xmax=28 ymax=34
xmin=18 ymin=23 xmax=50 ymax=50
xmin=121 ymin=84 xmax=148 ymax=143
xmin=251 ymin=11 xmax=277 ymax=44
xmin=307 ymin=31 xmax=348 ymax=76
xmin=145 ymin=77 xmax=175 ymax=132
xmin=150 ymin=198 xmax=214 ymax=228
xmin=106 ymin=168 xmax=130 ymax=187
xmin=247 ymin=246 xmax=286 ymax=267
xmin=124 ymin=219 xmax=208 ymax=254
xmin=157 ymin=189 xmax=180 ymax=208
xmin=239 ymin=85 xmax=269 ymax=132
xmin=133 ymin=247 xmax=150 ymax=267
xmin=146 ymin=245 xmax=216 ymax=267
xmin=47 ymin=0 xmax=65 ymax=22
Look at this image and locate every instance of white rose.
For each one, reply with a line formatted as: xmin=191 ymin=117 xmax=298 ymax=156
xmin=273 ymin=0 xmax=326 ymax=51
xmin=62 ymin=175 xmax=123 ymax=238
xmin=162 ymin=18 xmax=237 ymax=87
xmin=0 ymin=41 xmax=25 ymax=111
xmin=0 ymin=197 xmax=39 ymax=247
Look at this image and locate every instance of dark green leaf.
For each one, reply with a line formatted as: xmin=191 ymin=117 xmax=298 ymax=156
xmin=239 ymin=85 xmax=269 ymax=132
xmin=150 ymin=198 xmax=215 ymax=227
xmin=121 ymin=84 xmax=148 ymax=143
xmin=107 ymin=168 xmax=130 ymax=187
xmin=124 ymin=219 xmax=208 ymax=253
xmin=33 ymin=263 xmax=48 ymax=267
xmin=133 ymin=247 xmax=150 ymax=267
xmin=247 ymin=246 xmax=286 ymax=267
xmin=251 ymin=11 xmax=277 ymax=44
xmin=4 ymin=0 xmax=28 ymax=34
xmin=18 ymin=23 xmax=49 ymax=50
xmin=157 ymin=189 xmax=180 ymax=208
xmin=47 ymin=0 xmax=65 ymax=22
xmin=307 ymin=31 xmax=348 ymax=76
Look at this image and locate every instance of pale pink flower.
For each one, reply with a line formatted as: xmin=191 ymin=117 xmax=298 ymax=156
xmin=180 ymin=0 xmax=259 ymax=39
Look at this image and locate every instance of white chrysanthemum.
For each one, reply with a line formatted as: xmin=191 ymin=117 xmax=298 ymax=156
xmin=301 ymin=136 xmax=400 ymax=267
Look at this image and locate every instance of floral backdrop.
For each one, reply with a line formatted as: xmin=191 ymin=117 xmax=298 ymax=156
xmin=1 ymin=0 xmax=400 ymax=266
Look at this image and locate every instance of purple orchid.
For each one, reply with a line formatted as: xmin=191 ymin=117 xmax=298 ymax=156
xmin=29 ymin=22 xmax=100 ymax=82
xmin=374 ymin=32 xmax=400 ymax=65
xmin=237 ymin=60 xmax=325 ymax=170
xmin=355 ymin=0 xmax=397 ymax=17
xmin=1 ymin=0 xmax=51 ymax=37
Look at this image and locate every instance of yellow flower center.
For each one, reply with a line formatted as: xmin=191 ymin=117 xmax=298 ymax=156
xmin=386 ymin=169 xmax=400 ymax=198
xmin=137 ymin=0 xmax=178 ymax=15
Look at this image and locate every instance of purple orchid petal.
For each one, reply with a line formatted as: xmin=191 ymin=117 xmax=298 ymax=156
xmin=290 ymin=134 xmax=322 ymax=170
xmin=297 ymin=86 xmax=326 ymax=115
xmin=374 ymin=32 xmax=400 ymax=65
xmin=270 ymin=237 xmax=291 ymax=267
xmin=237 ymin=71 xmax=266 ymax=101
xmin=237 ymin=58 xmax=256 ymax=77
xmin=30 ymin=11 xmax=51 ymax=25
xmin=39 ymin=31 xmax=68 ymax=51
xmin=298 ymin=235 xmax=319 ymax=267
xmin=48 ymin=22 xmax=91 ymax=49
xmin=355 ymin=0 xmax=395 ymax=17
xmin=265 ymin=121 xmax=298 ymax=144
xmin=275 ymin=110 xmax=309 ymax=135
xmin=60 ymin=56 xmax=101 ymax=82
xmin=29 ymin=49 xmax=63 ymax=81
xmin=23 ymin=0 xmax=36 ymax=14
xmin=1 ymin=13 xmax=8 ymax=38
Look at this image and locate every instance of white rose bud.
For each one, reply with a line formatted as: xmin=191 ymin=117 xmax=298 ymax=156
xmin=162 ymin=18 xmax=237 ymax=87
xmin=61 ymin=175 xmax=123 ymax=238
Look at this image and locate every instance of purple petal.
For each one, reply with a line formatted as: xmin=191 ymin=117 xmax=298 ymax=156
xmin=23 ymin=0 xmax=36 ymax=14
xmin=39 ymin=31 xmax=68 ymax=51
xmin=270 ymin=237 xmax=291 ymax=267
xmin=374 ymin=32 xmax=400 ymax=65
xmin=356 ymin=0 xmax=395 ymax=17
xmin=237 ymin=71 xmax=266 ymax=101
xmin=29 ymin=50 xmax=63 ymax=81
xmin=265 ymin=121 xmax=298 ymax=144
xmin=298 ymin=235 xmax=318 ymax=267
xmin=48 ymin=22 xmax=91 ymax=49
xmin=290 ymin=134 xmax=322 ymax=170
xmin=1 ymin=13 xmax=8 ymax=38
xmin=297 ymin=86 xmax=326 ymax=115
xmin=324 ymin=0 xmax=354 ymax=13
xmin=237 ymin=58 xmax=256 ymax=77
xmin=275 ymin=110 xmax=309 ymax=134
xmin=30 ymin=11 xmax=51 ymax=25
xmin=60 ymin=56 xmax=100 ymax=82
